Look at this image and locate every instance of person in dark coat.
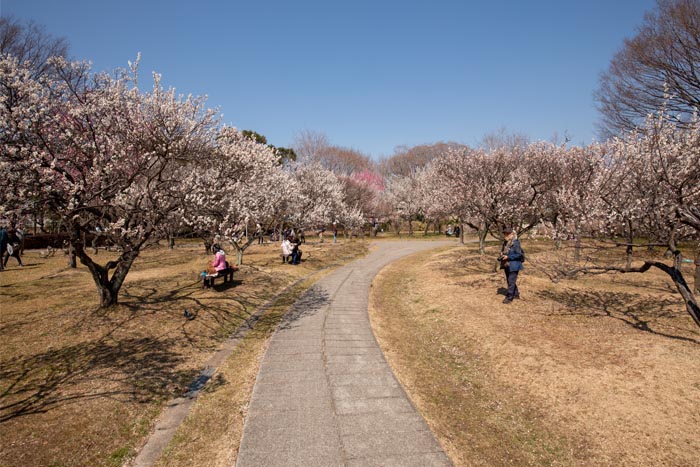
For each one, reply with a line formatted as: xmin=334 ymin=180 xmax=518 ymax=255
xmin=0 ymin=226 xmax=7 ymax=271
xmin=290 ymin=236 xmax=302 ymax=265
xmin=3 ymin=228 xmax=23 ymax=268
xmin=499 ymin=227 xmax=523 ymax=303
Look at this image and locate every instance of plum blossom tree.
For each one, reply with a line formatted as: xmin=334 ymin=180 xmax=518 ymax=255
xmin=565 ymin=110 xmax=700 ymax=326
xmin=0 ymin=55 xmax=219 ymax=307
xmin=543 ymin=144 xmax=606 ymax=257
xmin=383 ymin=173 xmax=424 ymax=236
xmin=180 ymin=126 xmax=292 ymax=265
xmin=287 ymin=162 xmax=346 ymax=232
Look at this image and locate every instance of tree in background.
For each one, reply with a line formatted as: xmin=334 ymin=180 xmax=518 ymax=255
xmin=379 ymin=142 xmax=459 ymax=177
xmin=596 ymin=0 xmax=700 ymax=137
xmin=383 ymin=173 xmax=425 ymax=236
xmin=0 ymin=16 xmax=68 ymax=79
xmin=293 ymin=129 xmax=330 ymax=163
xmin=242 ymin=129 xmax=297 ymax=165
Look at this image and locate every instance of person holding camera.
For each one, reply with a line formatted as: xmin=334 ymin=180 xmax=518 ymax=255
xmin=498 ymin=227 xmax=524 ymax=304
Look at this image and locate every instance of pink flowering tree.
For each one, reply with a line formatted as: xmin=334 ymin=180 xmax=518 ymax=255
xmin=0 ymin=55 xmax=219 ymax=307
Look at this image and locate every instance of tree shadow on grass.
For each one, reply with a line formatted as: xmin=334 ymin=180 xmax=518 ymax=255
xmin=0 ymin=336 xmax=198 ymax=422
xmin=537 ymin=288 xmax=699 ymax=344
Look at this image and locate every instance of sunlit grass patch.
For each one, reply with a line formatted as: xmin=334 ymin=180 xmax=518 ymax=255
xmin=369 ymin=241 xmax=700 ymax=467
xmin=0 ymin=238 xmax=367 ymax=467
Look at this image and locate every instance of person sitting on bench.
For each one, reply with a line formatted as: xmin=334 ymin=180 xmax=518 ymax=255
xmin=203 ymin=244 xmax=230 ymax=287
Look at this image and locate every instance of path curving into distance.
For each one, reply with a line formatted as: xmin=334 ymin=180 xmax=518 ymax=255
xmin=236 ymin=240 xmax=455 ymax=467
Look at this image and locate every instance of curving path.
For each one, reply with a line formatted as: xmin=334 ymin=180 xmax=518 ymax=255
xmin=236 ymin=240 xmax=455 ymax=467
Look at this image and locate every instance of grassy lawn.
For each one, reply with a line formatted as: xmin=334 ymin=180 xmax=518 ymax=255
xmin=369 ymin=239 xmax=700 ymax=467
xmin=0 ymin=238 xmax=368 ymax=467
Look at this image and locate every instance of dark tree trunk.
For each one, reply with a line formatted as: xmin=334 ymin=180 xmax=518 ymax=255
xmin=231 ymin=236 xmax=256 ymax=266
xmin=694 ymin=248 xmax=699 ymax=296
xmin=68 ymin=243 xmax=77 ymax=269
xmin=625 ymin=219 xmax=634 ymax=270
xmin=70 ymin=227 xmax=139 ymax=308
xmin=565 ymin=258 xmax=700 ymax=329
xmin=168 ymin=235 xmax=175 ymax=249
xmin=574 ymin=236 xmax=582 ymax=262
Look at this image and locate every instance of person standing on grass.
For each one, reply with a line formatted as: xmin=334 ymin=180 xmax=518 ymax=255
xmin=498 ymin=227 xmax=523 ymax=304
xmin=3 ymin=228 xmax=23 ymax=268
xmin=281 ymin=236 xmax=293 ymax=263
xmin=0 ymin=225 xmax=7 ymax=271
xmin=255 ymin=223 xmax=264 ymax=244
xmin=290 ymin=236 xmax=302 ymax=265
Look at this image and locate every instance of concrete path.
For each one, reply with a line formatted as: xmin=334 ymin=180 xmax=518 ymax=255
xmin=236 ymin=240 xmax=455 ymax=467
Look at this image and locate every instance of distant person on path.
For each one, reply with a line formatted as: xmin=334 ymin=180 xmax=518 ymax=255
xmin=498 ymin=227 xmax=523 ymax=304
xmin=0 ymin=225 xmax=7 ymax=271
xmin=3 ymin=228 xmax=23 ymax=268
xmin=333 ymin=221 xmax=338 ymax=243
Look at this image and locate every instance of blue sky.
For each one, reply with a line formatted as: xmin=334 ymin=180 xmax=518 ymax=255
xmin=2 ymin=0 xmax=656 ymax=158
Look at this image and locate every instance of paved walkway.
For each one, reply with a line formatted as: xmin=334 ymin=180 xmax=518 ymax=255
xmin=236 ymin=240 xmax=455 ymax=467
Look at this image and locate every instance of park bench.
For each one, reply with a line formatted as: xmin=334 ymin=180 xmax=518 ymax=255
xmin=203 ymin=266 xmax=237 ymax=288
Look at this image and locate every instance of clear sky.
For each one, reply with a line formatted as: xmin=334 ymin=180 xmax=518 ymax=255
xmin=2 ymin=0 xmax=656 ymax=158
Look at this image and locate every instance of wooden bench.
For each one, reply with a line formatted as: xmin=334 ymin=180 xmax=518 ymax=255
xmin=203 ymin=267 xmax=237 ymax=288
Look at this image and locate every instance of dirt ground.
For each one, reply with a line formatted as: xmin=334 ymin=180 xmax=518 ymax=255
xmin=0 ymin=238 xmax=367 ymax=467
xmin=369 ymin=240 xmax=700 ymax=467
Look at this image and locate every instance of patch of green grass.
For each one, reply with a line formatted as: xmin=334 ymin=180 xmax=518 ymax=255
xmin=103 ymin=446 xmax=132 ymax=467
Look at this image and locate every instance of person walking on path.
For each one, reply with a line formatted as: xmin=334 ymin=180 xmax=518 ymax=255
xmin=499 ymin=227 xmax=523 ymax=303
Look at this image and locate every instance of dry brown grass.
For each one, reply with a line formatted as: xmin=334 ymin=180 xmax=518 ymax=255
xmin=369 ymin=240 xmax=700 ymax=467
xmin=0 ymin=238 xmax=367 ymax=467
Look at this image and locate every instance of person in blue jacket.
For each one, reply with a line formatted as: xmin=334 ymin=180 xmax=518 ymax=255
xmin=498 ymin=227 xmax=524 ymax=304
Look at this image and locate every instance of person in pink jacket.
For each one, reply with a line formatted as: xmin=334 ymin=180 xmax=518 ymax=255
xmin=211 ymin=244 xmax=227 ymax=272
xmin=203 ymin=244 xmax=230 ymax=288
